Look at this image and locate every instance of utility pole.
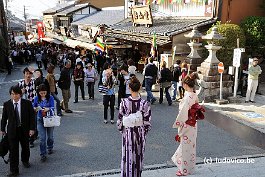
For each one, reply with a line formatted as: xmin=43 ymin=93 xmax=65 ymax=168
xmin=23 ymin=5 xmax=27 ymax=36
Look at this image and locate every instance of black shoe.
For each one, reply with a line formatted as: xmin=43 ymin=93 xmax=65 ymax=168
xmin=41 ymin=155 xmax=47 ymax=162
xmin=7 ymin=172 xmax=19 ymax=177
xmin=116 ymin=107 xmax=119 ymax=110
xmin=168 ymin=102 xmax=172 ymax=106
xmin=151 ymin=98 xmax=156 ymax=105
xmin=22 ymin=162 xmax=31 ymax=168
xmin=250 ymin=100 xmax=256 ymax=103
xmin=245 ymin=101 xmax=249 ymax=103
xmin=29 ymin=142 xmax=34 ymax=148
xmin=57 ymin=113 xmax=63 ymax=116
xmin=48 ymin=149 xmax=53 ymax=155
xmin=65 ymin=110 xmax=73 ymax=113
xmin=82 ymin=98 xmax=85 ymax=100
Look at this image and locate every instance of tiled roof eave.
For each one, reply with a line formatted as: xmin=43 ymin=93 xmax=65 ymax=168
xmin=106 ymin=31 xmax=171 ymax=46
xmin=167 ymin=18 xmax=217 ymax=36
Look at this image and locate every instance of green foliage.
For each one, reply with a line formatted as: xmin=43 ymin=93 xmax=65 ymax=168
xmin=240 ymin=16 xmax=265 ymax=56
xmin=207 ymin=22 xmax=246 ymax=66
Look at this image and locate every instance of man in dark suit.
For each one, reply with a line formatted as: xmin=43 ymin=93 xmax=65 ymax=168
xmin=1 ymin=85 xmax=35 ymax=177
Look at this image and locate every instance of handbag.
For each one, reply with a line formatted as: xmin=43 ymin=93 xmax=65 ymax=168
xmin=98 ymin=85 xmax=108 ymax=94
xmin=0 ymin=135 xmax=9 ymax=164
xmin=43 ymin=109 xmax=61 ymax=127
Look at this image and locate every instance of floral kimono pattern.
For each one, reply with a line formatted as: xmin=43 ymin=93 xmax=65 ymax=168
xmin=172 ymin=91 xmax=198 ymax=175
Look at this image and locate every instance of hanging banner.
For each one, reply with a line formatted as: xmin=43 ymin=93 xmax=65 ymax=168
xmin=37 ymin=22 xmax=45 ymax=41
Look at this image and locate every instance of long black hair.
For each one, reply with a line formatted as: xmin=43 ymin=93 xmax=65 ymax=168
xmin=36 ymin=84 xmax=50 ymax=103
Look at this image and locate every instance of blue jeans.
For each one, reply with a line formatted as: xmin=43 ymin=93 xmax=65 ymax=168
xmin=145 ymin=78 xmax=155 ymax=102
xmin=37 ymin=118 xmax=54 ymax=156
xmin=171 ymin=81 xmax=178 ymax=100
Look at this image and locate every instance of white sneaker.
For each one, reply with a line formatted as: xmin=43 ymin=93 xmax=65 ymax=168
xmin=104 ymin=120 xmax=108 ymax=124
xmin=111 ymin=120 xmax=114 ymax=124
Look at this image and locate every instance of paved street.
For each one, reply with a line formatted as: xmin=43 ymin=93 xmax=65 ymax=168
xmin=0 ymin=64 xmax=265 ymax=177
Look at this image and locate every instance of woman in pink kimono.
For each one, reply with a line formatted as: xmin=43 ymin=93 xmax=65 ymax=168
xmin=172 ymin=73 xmax=199 ymax=176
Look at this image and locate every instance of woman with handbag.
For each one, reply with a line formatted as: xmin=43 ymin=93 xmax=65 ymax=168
xmin=102 ymin=68 xmax=116 ymax=124
xmin=117 ymin=76 xmax=151 ymax=177
xmin=46 ymin=64 xmax=63 ymax=116
xmin=84 ymin=63 xmax=97 ymax=100
xmin=33 ymin=84 xmax=55 ymax=162
xmin=171 ymin=73 xmax=199 ymax=176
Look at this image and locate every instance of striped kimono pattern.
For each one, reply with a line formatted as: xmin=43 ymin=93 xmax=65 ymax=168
xmin=117 ymin=96 xmax=151 ymax=177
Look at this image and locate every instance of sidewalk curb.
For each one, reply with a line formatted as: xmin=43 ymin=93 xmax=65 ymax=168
xmin=56 ymin=154 xmax=265 ymax=177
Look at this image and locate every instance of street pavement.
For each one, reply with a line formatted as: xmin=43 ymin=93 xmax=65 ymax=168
xmin=0 ymin=63 xmax=265 ymax=177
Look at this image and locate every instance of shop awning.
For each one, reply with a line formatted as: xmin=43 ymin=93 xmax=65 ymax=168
xmin=42 ymin=37 xmax=63 ymax=45
xmin=63 ymin=39 xmax=82 ymax=48
xmin=78 ymin=42 xmax=95 ymax=50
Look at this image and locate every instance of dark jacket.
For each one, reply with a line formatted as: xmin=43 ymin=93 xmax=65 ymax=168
xmin=73 ymin=67 xmax=85 ymax=84
xmin=58 ymin=67 xmax=71 ymax=90
xmin=144 ymin=63 xmax=158 ymax=77
xmin=1 ymin=99 xmax=35 ymax=139
xmin=172 ymin=65 xmax=181 ymax=82
xmin=35 ymin=76 xmax=50 ymax=93
xmin=159 ymin=68 xmax=173 ymax=83
xmin=117 ymin=73 xmax=126 ymax=95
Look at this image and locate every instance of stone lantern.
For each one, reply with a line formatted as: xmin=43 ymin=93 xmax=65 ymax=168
xmin=197 ymin=26 xmax=233 ymax=102
xmin=184 ymin=26 xmax=203 ymax=73
xmin=202 ymin=26 xmax=225 ymax=64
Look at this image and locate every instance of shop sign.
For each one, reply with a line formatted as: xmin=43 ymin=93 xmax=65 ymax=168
xmin=131 ymin=5 xmax=153 ymax=27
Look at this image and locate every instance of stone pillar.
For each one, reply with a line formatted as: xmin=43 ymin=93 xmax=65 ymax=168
xmin=197 ymin=27 xmax=233 ymax=102
xmin=184 ymin=27 xmax=204 ymax=73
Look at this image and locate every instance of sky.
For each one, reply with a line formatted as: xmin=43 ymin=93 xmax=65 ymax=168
xmin=5 ymin=0 xmax=58 ymax=20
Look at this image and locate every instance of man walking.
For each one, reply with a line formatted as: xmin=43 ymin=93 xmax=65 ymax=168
xmin=58 ymin=60 xmax=73 ymax=113
xmin=143 ymin=57 xmax=158 ymax=104
xmin=1 ymin=85 xmax=35 ymax=177
xmin=245 ymin=57 xmax=262 ymax=103
xmin=18 ymin=67 xmax=36 ymax=148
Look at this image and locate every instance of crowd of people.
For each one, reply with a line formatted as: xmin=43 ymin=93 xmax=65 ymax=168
xmin=1 ymin=41 xmax=263 ymax=177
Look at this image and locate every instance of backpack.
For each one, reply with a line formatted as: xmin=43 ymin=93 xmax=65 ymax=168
xmin=0 ymin=135 xmax=9 ymax=164
xmin=172 ymin=66 xmax=181 ymax=82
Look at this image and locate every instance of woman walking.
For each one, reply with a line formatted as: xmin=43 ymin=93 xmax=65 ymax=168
xmin=117 ymin=76 xmax=151 ymax=177
xmin=171 ymin=73 xmax=199 ymax=176
xmin=46 ymin=65 xmax=62 ymax=116
xmin=33 ymin=84 xmax=55 ymax=162
xmin=73 ymin=62 xmax=85 ymax=103
xmin=158 ymin=61 xmax=172 ymax=106
xmin=84 ymin=63 xmax=97 ymax=99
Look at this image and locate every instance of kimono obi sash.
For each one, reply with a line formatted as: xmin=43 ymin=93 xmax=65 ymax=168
xmin=123 ymin=111 xmax=143 ymax=128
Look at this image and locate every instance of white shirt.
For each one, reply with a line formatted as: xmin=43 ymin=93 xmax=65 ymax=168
xmin=13 ymin=98 xmax=21 ymax=120
xmin=75 ymin=58 xmax=82 ymax=65
xmin=128 ymin=66 xmax=137 ymax=75
xmin=124 ymin=74 xmax=130 ymax=95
